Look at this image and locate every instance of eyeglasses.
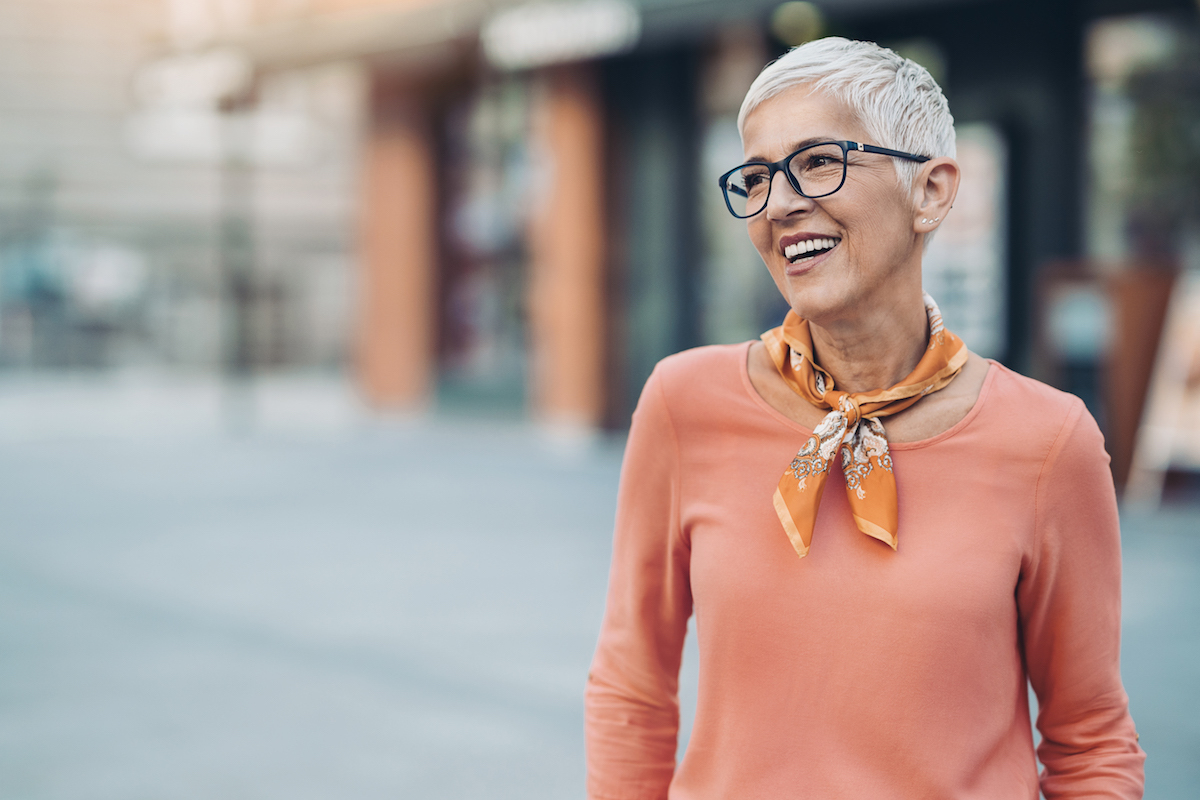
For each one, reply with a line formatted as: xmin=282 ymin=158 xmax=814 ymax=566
xmin=717 ymin=140 xmax=931 ymax=219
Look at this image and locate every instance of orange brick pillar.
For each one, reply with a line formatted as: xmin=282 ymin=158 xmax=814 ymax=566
xmin=527 ymin=65 xmax=607 ymax=428
xmin=357 ymin=80 xmax=436 ymax=409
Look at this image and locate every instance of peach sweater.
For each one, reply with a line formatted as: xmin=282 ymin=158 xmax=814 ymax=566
xmin=585 ymin=343 xmax=1144 ymax=799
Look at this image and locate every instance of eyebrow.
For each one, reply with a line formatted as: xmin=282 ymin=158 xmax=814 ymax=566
xmin=743 ymin=136 xmax=842 ymax=164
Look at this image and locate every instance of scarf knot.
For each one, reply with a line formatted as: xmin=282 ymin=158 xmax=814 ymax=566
xmin=834 ymin=393 xmax=862 ymax=427
xmin=761 ymin=293 xmax=969 ymax=559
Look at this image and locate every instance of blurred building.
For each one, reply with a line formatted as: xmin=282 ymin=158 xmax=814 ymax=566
xmin=0 ymin=0 xmax=363 ymax=374
xmin=3 ymin=0 xmax=1200 ymax=486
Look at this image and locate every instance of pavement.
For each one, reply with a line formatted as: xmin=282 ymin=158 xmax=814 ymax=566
xmin=0 ymin=373 xmax=1195 ymax=799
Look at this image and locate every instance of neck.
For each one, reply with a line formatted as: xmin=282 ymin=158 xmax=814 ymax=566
xmin=808 ymin=291 xmax=929 ymax=394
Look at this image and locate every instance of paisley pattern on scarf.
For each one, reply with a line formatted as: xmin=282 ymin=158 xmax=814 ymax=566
xmin=762 ymin=293 xmax=969 ymax=559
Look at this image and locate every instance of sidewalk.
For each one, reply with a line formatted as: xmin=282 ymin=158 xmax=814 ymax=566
xmin=1116 ymin=507 xmax=1200 ymax=797
xmin=0 ymin=374 xmax=1194 ymax=798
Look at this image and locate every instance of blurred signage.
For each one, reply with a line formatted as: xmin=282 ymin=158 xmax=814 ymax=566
xmin=133 ymin=48 xmax=252 ymax=109
xmin=482 ymin=0 xmax=641 ymax=71
xmin=125 ymin=50 xmax=322 ymax=166
xmin=166 ymin=0 xmax=255 ymax=50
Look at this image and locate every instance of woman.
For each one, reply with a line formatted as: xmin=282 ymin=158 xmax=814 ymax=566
xmin=585 ymin=38 xmax=1144 ymax=799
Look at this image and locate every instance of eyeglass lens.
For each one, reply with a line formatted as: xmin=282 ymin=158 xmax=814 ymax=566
xmin=724 ymin=143 xmax=847 ymax=217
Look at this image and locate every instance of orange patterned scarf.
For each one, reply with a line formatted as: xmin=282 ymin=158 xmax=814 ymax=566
xmin=761 ymin=293 xmax=968 ymax=558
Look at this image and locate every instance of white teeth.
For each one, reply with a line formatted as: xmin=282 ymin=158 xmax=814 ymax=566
xmin=783 ymin=238 xmax=839 ymax=260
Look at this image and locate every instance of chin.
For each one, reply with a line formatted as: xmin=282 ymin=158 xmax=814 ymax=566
xmin=782 ymin=282 xmax=855 ymax=325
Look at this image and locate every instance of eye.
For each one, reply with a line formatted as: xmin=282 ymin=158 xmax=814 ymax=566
xmin=803 ymin=153 xmax=842 ymax=170
xmin=744 ymin=172 xmax=769 ymax=188
xmin=734 ymin=165 xmax=771 ymax=196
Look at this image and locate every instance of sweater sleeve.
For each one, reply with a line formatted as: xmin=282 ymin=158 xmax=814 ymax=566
xmin=1019 ymin=398 xmax=1146 ymax=799
xmin=585 ymin=365 xmax=693 ymax=800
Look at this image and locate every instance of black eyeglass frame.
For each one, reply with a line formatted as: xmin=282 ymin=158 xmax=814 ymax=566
xmin=717 ymin=140 xmax=931 ymax=219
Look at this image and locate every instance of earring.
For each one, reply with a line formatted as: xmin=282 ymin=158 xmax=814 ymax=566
xmin=921 ymin=217 xmax=941 ymax=224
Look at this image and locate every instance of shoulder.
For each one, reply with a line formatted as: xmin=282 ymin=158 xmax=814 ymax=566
xmin=646 ymin=342 xmax=749 ymax=402
xmin=987 ymin=361 xmax=1080 ymax=410
xmin=986 ymin=361 xmax=1085 ymax=420
xmin=636 ymin=342 xmax=755 ymax=432
xmin=983 ymin=361 xmax=1102 ymax=462
xmin=652 ymin=342 xmax=747 ymax=383
xmin=626 ymin=344 xmax=752 ymax=468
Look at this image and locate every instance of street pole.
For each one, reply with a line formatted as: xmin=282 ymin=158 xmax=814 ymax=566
xmin=219 ymin=90 xmax=257 ymax=434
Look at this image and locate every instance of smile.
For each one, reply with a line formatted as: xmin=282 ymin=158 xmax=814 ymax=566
xmin=783 ymin=237 xmax=840 ymax=262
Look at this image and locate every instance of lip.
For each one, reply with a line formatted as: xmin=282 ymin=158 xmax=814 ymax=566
xmin=778 ymin=232 xmax=839 ymax=253
xmin=778 ymin=231 xmax=841 ymax=276
xmin=783 ymin=245 xmax=836 ymax=277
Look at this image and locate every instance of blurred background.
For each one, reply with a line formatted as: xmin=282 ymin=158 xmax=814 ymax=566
xmin=2 ymin=0 xmax=1199 ymax=797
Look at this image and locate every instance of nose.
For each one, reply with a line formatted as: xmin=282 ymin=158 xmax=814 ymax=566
xmin=764 ymin=168 xmax=813 ymax=220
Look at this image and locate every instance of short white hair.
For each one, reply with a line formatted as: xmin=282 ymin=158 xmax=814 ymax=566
xmin=738 ymin=37 xmax=955 ymax=191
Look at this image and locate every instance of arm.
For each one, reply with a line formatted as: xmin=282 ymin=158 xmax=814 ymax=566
xmin=1020 ymin=399 xmax=1146 ymax=799
xmin=585 ymin=366 xmax=693 ymax=800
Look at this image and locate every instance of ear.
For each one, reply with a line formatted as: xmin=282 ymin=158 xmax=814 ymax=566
xmin=912 ymin=157 xmax=960 ymax=234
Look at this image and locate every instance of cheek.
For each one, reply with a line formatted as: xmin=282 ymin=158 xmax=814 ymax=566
xmin=747 ymin=219 xmax=775 ymax=267
xmin=746 ymin=220 xmax=790 ymax=298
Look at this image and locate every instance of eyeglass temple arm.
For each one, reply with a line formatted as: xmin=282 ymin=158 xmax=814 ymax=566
xmin=719 ymin=170 xmax=750 ymax=197
xmin=854 ymin=142 xmax=931 ymax=163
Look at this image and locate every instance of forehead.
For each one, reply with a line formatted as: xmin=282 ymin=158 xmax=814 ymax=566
xmin=741 ymin=85 xmax=864 ymax=160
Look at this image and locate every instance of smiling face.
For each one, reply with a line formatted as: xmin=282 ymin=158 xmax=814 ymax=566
xmin=741 ymin=85 xmax=926 ymax=328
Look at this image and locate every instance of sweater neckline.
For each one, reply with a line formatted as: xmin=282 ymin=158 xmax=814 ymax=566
xmin=737 ymin=339 xmax=999 ymax=451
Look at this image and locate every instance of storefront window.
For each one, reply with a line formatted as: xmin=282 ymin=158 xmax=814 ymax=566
xmin=437 ymin=76 xmax=533 ymax=413
xmin=923 ymin=122 xmax=1008 ymax=360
